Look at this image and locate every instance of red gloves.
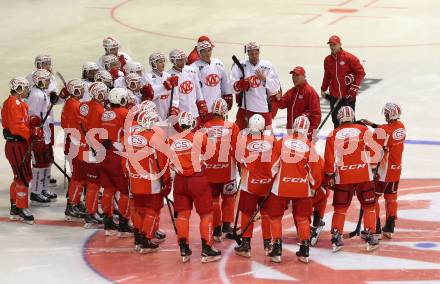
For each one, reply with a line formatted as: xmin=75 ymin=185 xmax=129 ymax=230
xmin=31 ymin=127 xmax=44 ymax=140
xmin=344 ymin=74 xmax=355 ymax=85
xmin=31 ymin=127 xmax=45 ymax=151
xmin=140 ymin=84 xmax=154 ymax=101
xmin=233 ymin=79 xmax=250 ymax=93
xmin=118 ymin=54 xmax=127 ymax=68
xmin=169 ymin=106 xmax=179 ymax=117
xmin=162 ymin=178 xmax=172 ymax=197
xmin=29 ymin=115 xmax=42 ymax=128
xmin=346 ymin=84 xmax=359 ymax=102
xmin=323 ymin=174 xmax=335 ymax=190
xmin=49 ymin=123 xmax=54 ymax=146
xmin=197 ymin=100 xmax=208 ymax=119
xmin=59 ymin=87 xmax=69 ymax=99
xmin=163 ymin=76 xmax=179 ymax=90
xmin=222 ymin=94 xmax=233 ymax=110
xmin=110 ymin=67 xmax=119 ymax=80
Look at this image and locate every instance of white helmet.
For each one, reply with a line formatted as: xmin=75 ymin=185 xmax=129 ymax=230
xmin=212 ymin=98 xmax=228 ymax=118
xmin=169 ymin=49 xmax=186 ymax=66
xmin=140 ymin=100 xmax=157 ymax=113
xmin=337 ymin=106 xmax=355 ymax=123
xmin=34 ymin=54 xmax=52 ymax=69
xmin=124 ymin=61 xmax=143 ymax=74
xmin=149 ymin=52 xmax=166 ymax=69
xmin=32 ymin=69 xmax=51 ymax=88
xmin=178 ymin=111 xmax=196 ymax=129
xmin=82 ymin=61 xmax=99 ymax=72
xmin=103 ymin=36 xmax=120 ymax=50
xmin=9 ymin=77 xmax=29 ymax=94
xmin=89 ymin=82 xmax=108 ymax=102
xmin=94 ymin=70 xmax=113 ymax=88
xmin=67 ymin=79 xmax=84 ymax=97
xmin=102 ymin=54 xmax=119 ymax=71
xmin=292 ymin=115 xmax=310 ymax=135
xmin=382 ymin=102 xmax=402 ymax=121
xmin=248 ymin=114 xmax=265 ymax=133
xmin=137 ymin=110 xmax=159 ymax=129
xmin=126 ymin=89 xmax=137 ymax=105
xmin=108 ymin=87 xmax=128 ymax=106
xmin=245 ymin=42 xmax=260 ymax=52
xmin=125 ymin=73 xmax=141 ymax=91
xmin=196 ymin=40 xmax=213 ymax=54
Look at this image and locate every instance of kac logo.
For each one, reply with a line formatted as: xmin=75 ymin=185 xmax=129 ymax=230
xmin=179 ymin=81 xmax=194 ymax=94
xmin=205 ymin=74 xmax=220 ymax=87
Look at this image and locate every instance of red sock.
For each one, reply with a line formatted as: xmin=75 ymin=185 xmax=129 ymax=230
xmin=362 ymin=204 xmax=376 ymax=232
xmin=85 ymin=183 xmax=100 ymax=214
xmin=270 ymin=216 xmax=282 ymax=239
xmin=143 ymin=208 xmax=158 ymax=239
xmin=295 ymin=215 xmax=311 ymax=241
xmin=10 ymin=181 xmax=17 ymax=203
xmin=385 ymin=193 xmax=398 ymax=219
xmin=212 ymin=196 xmax=221 ymax=227
xmin=153 ymin=213 xmax=160 ymax=233
xmin=375 ymin=201 xmax=381 ymax=218
xmin=221 ymin=194 xmax=236 ymax=223
xmin=132 ymin=207 xmax=144 ymax=231
xmin=101 ymin=188 xmax=115 ymax=216
xmin=68 ymin=180 xmax=83 ymax=205
xmin=200 ymin=213 xmax=214 ymax=246
xmin=119 ymin=194 xmax=130 ymax=219
xmin=332 ymin=206 xmax=348 ymax=233
xmin=176 ymin=210 xmax=191 ymax=242
xmin=261 ymin=213 xmax=271 ymax=240
xmin=241 ymin=213 xmax=253 ymax=238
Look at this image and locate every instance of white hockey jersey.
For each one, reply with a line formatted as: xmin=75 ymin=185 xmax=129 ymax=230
xmin=26 ymin=87 xmax=54 ymax=144
xmin=230 ymin=59 xmax=280 ymax=113
xmin=81 ymin=79 xmax=93 ymax=102
xmin=145 ymin=71 xmax=179 ymax=121
xmin=96 ymin=52 xmax=132 ymax=70
xmin=168 ymin=66 xmax=204 ymax=118
xmin=191 ymin=58 xmax=232 ymax=112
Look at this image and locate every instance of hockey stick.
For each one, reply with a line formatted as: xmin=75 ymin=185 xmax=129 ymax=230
xmin=317 ymin=96 xmax=342 ymax=132
xmin=234 ymin=191 xmax=271 ymax=246
xmin=343 ymin=208 xmax=363 ymax=239
xmin=232 ymin=55 xmax=248 ymax=128
xmin=153 ymin=149 xmax=178 ymax=234
xmin=53 ymin=160 xmax=71 ymax=182
xmin=79 ymin=123 xmax=97 ymax=156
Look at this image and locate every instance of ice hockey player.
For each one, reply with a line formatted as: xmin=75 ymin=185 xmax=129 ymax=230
xmin=168 ymin=111 xmax=221 ymax=263
xmin=99 ymin=88 xmax=132 ymax=236
xmin=61 ymin=79 xmax=87 ymax=221
xmin=27 ymin=54 xmax=59 ymax=188
xmin=266 ymin=115 xmax=322 ymax=263
xmin=145 ymin=53 xmax=179 ymax=122
xmin=126 ymin=109 xmax=171 ymax=253
xmin=81 ymin=61 xmax=100 ymax=102
xmin=234 ymin=114 xmax=277 ymax=257
xmin=2 ymin=77 xmax=35 ymax=224
xmin=187 ymin=35 xmax=215 ymax=66
xmin=97 ymin=36 xmax=132 ymax=71
xmin=94 ymin=70 xmax=114 ymax=90
xmin=191 ymin=40 xmax=232 ymax=119
xmin=204 ymin=98 xmax=240 ymax=241
xmin=324 ymin=106 xmax=380 ymax=252
xmin=27 ymin=69 xmax=59 ymax=206
xmin=168 ymin=49 xmax=207 ymax=128
xmin=77 ymin=82 xmax=109 ymax=228
xmin=310 ymin=155 xmax=328 ymax=246
xmin=275 ymin=66 xmax=321 ymax=139
xmin=114 ymin=61 xmax=151 ymax=89
xmin=230 ymin=42 xmax=280 ymax=130
xmin=102 ymin=54 xmax=124 ymax=81
xmin=321 ymin=35 xmax=366 ymax=128
xmin=360 ymin=102 xmax=405 ymax=239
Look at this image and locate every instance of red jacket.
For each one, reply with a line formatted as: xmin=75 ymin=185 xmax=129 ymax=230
xmin=277 ymin=81 xmax=321 ymax=133
xmin=1 ymin=96 xmax=30 ymax=140
xmin=321 ymin=49 xmax=365 ymax=99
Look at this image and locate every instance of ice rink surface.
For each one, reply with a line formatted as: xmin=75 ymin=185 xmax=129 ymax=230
xmin=1 ymin=0 xmax=440 ymax=283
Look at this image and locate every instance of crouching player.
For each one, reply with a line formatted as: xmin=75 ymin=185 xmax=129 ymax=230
xmin=266 ymin=116 xmax=322 ymax=263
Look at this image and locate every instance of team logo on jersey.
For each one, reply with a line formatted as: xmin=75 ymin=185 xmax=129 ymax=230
xmin=247 ymin=140 xmax=272 ymax=152
xmin=126 ymin=134 xmax=148 ymax=147
xmin=248 ymin=75 xmax=261 ymax=88
xmin=102 ymin=110 xmax=116 ymax=121
xmin=171 ymin=139 xmax=192 ymax=151
xmin=335 ymin=128 xmax=361 ymax=139
xmin=340 ymin=61 xmax=346 ymax=65
xmin=79 ymin=104 xmax=89 ymax=116
xmin=283 ymin=139 xmax=309 ymax=153
xmin=208 ymin=126 xmax=230 ymax=138
xmin=392 ymin=128 xmax=406 ymax=141
xmin=205 ymin=74 xmax=220 ymax=87
xmin=179 ymin=80 xmax=193 ymax=94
